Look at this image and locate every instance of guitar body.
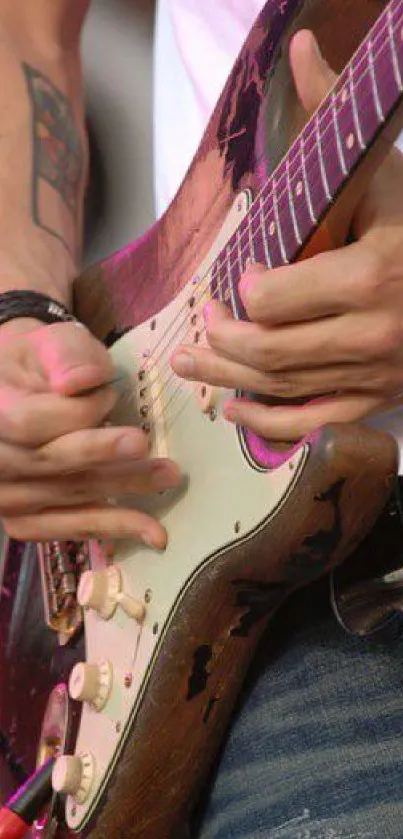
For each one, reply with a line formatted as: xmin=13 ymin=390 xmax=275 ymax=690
xmin=0 ymin=1 xmax=401 ymax=837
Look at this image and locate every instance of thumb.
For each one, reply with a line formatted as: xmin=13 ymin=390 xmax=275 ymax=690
xmin=33 ymin=323 xmax=115 ymax=396
xmin=289 ymin=29 xmax=337 ymax=115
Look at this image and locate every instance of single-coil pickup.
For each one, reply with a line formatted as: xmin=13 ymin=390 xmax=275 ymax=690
xmin=137 ymin=361 xmax=168 ymax=458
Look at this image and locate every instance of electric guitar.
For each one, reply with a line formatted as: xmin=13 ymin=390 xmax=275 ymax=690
xmin=1 ymin=0 xmax=402 ymax=836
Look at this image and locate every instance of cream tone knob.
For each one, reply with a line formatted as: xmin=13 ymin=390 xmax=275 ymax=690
xmin=52 ymin=752 xmax=95 ymax=804
xmin=68 ymin=660 xmax=113 ymax=711
xmin=115 ymin=591 xmax=146 ymax=622
xmin=77 ymin=566 xmax=121 ymax=619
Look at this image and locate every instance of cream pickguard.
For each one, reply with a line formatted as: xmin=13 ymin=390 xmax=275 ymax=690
xmin=55 ymin=194 xmax=308 ymax=830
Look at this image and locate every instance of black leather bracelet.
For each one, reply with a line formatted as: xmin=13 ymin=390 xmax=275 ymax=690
xmin=0 ymin=290 xmax=82 ymax=329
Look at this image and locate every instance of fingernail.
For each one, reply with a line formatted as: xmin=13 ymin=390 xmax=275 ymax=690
xmin=203 ymin=302 xmax=212 ymax=321
xmin=224 ymin=405 xmax=236 ymax=422
xmin=141 ymin=532 xmax=166 ymax=551
xmin=172 ymin=352 xmax=194 ymax=377
xmin=116 ymin=435 xmax=141 ymax=457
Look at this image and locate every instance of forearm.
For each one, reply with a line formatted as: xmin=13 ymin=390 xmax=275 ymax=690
xmin=0 ymin=2 xmax=91 ymax=308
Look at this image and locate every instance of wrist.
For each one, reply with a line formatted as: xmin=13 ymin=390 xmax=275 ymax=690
xmin=0 ymin=265 xmax=72 ymax=310
xmin=0 ymin=317 xmax=43 ymax=343
xmin=0 ymin=290 xmax=80 ymax=334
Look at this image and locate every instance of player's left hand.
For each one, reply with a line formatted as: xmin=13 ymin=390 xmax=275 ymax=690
xmin=171 ymin=30 xmax=403 ymax=440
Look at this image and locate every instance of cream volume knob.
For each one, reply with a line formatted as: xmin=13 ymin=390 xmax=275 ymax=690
xmin=115 ymin=590 xmax=146 ymax=621
xmin=77 ymin=566 xmax=121 ymax=619
xmin=69 ymin=660 xmax=113 ymax=710
xmin=52 ymin=752 xmax=95 ymax=804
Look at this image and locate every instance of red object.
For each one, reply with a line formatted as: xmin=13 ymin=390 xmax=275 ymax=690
xmin=0 ymin=808 xmax=28 ymax=839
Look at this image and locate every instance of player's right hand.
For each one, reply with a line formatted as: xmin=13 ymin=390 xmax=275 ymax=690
xmin=0 ymin=318 xmax=180 ymax=546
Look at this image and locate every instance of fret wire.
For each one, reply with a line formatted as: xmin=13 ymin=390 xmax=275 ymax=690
xmin=140 ymin=8 xmax=403 ymax=420
xmin=225 ymin=244 xmax=238 ymax=315
xmin=233 ymin=9 xmax=399 ymax=282
xmin=367 ymin=37 xmax=385 ymax=120
xmin=145 ymin=8 xmax=403 ymax=390
xmin=247 ymin=215 xmax=256 ymax=263
xmin=236 ymin=29 xmax=401 ymax=289
xmin=389 ymin=4 xmax=403 ymax=90
xmin=331 ymin=90 xmax=348 ymax=175
xmin=259 ymin=193 xmax=272 ymax=267
xmin=285 ymin=155 xmax=302 ymax=246
xmin=271 ymin=178 xmax=289 ymax=263
xmin=221 ymin=251 xmax=228 ymax=304
xmin=236 ymin=227 xmax=244 ymax=275
xmin=210 ymin=4 xmax=401 ymax=309
xmin=348 ymin=63 xmax=366 ymax=150
xmin=210 ymin=261 xmax=219 ymax=303
xmin=315 ymin=112 xmax=332 ymax=200
xmin=233 ymin=24 xmax=398 ymax=283
xmin=217 ymin=255 xmax=226 ymax=304
xmin=299 ymin=135 xmax=317 ymax=225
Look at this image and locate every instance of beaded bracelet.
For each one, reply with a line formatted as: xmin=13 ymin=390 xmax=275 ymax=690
xmin=0 ymin=290 xmax=82 ymax=328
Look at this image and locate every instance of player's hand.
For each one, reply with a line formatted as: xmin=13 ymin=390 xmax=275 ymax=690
xmin=171 ymin=31 xmax=403 ymax=440
xmin=0 ymin=319 xmax=180 ymax=544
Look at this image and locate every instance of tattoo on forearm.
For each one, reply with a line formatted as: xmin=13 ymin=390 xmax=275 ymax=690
xmin=23 ymin=63 xmax=83 ymax=255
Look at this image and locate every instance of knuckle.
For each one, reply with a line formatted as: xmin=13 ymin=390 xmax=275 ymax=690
xmin=205 ymin=320 xmax=222 ymax=350
xmin=3 ymin=410 xmax=29 ymax=445
xmin=266 ymin=375 xmax=297 ymax=396
xmin=368 ymin=366 xmax=393 ymax=391
xmin=254 ymin=336 xmax=281 ymax=369
xmin=239 ymin=264 xmax=264 ymax=297
xmin=242 ymin=284 xmax=266 ymax=320
xmin=367 ymin=317 xmax=402 ymax=358
xmin=352 ymin=250 xmax=385 ymax=307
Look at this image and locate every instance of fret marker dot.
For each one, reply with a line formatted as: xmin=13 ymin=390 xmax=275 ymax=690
xmin=295 ymin=181 xmax=303 ymax=197
xmin=346 ymin=133 xmax=355 ymax=150
xmin=269 ymin=221 xmax=276 ymax=236
xmin=341 ymin=88 xmax=348 ymax=105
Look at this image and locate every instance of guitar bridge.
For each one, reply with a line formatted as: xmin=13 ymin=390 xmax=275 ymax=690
xmin=37 ymin=540 xmax=90 ymax=644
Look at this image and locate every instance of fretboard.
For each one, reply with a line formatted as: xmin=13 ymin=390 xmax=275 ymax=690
xmin=211 ymin=0 xmax=403 ymax=314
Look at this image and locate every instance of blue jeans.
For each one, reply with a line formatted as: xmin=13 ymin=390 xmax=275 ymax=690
xmin=195 ymin=578 xmax=403 ymax=838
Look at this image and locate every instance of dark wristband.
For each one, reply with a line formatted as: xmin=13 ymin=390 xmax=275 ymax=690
xmin=0 ymin=290 xmax=82 ymax=329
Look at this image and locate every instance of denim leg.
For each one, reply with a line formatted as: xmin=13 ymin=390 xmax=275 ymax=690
xmin=194 ymin=581 xmax=403 ymax=839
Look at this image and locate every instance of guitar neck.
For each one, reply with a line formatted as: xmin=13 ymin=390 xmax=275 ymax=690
xmin=211 ymin=0 xmax=403 ymax=314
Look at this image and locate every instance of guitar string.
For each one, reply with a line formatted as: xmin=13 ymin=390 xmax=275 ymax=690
xmin=112 ymin=5 xmax=401 ymax=436
xmin=145 ymin=99 xmax=401 ymax=440
xmin=135 ymin=16 xmax=403 ymax=426
xmin=132 ymin=3 xmax=400 ymax=377
xmin=134 ymin=1 xmax=401 ymax=381
xmin=160 ymin=60 xmax=400 ymax=436
xmin=141 ymin=23 xmax=403 ymax=432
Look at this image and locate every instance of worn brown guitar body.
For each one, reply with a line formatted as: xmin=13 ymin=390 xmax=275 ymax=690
xmin=0 ymin=1 xmax=401 ymax=838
